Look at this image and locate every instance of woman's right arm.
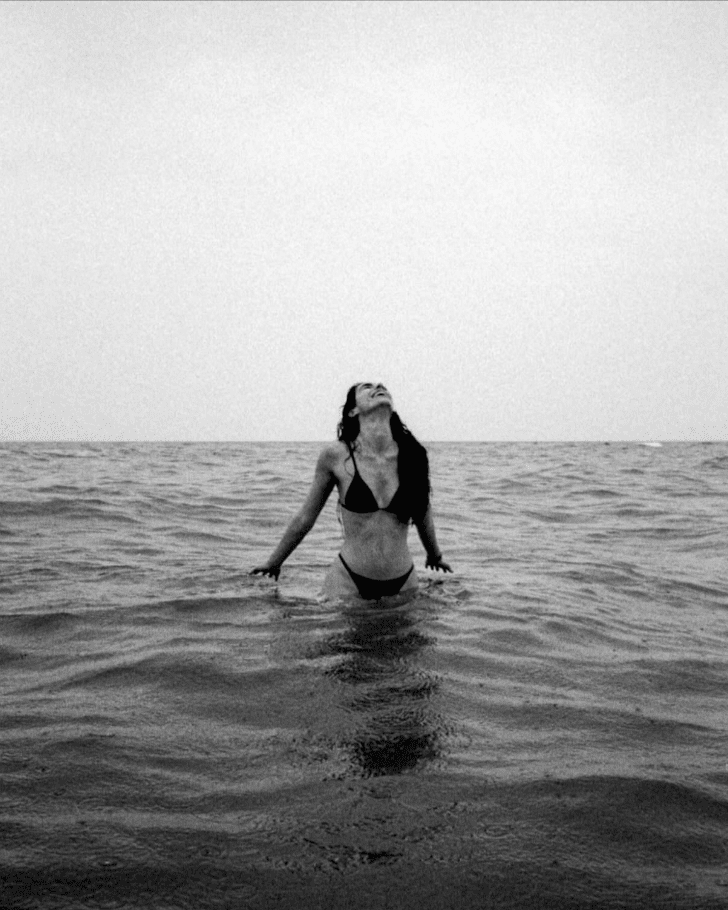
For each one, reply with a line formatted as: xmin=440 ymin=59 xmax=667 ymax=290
xmin=250 ymin=446 xmax=337 ymax=580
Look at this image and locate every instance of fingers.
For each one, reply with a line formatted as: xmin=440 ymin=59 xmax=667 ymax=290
xmin=250 ymin=567 xmax=280 ymax=580
xmin=425 ymin=560 xmax=453 ymax=573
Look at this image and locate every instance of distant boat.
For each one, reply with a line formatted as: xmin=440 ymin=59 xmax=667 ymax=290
xmin=640 ymin=442 xmax=663 ymax=448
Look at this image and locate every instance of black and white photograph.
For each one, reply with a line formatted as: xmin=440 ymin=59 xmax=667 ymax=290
xmin=2 ymin=2 xmax=727 ymax=908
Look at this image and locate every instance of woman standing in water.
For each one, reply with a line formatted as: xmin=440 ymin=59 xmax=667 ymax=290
xmin=251 ymin=383 xmax=452 ymax=599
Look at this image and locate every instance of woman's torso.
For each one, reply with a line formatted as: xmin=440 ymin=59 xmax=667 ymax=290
xmin=330 ymin=440 xmax=413 ymax=579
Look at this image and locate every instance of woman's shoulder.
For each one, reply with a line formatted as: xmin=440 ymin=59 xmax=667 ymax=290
xmin=316 ymin=440 xmax=349 ymax=470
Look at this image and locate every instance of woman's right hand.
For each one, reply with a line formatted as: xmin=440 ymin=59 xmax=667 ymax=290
xmin=250 ymin=563 xmax=281 ymax=581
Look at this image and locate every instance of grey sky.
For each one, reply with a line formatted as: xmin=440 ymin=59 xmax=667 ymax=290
xmin=2 ymin=0 xmax=727 ymax=441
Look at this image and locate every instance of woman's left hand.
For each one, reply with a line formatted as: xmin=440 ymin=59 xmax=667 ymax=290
xmin=425 ymin=554 xmax=453 ymax=573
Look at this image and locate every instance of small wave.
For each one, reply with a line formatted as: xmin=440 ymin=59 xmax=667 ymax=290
xmin=523 ymin=509 xmax=581 ymax=524
xmin=703 ymin=454 xmax=728 ymax=470
xmin=619 ymin=657 xmax=728 ymax=697
xmin=41 ymin=448 xmax=104 ymax=459
xmin=620 ymin=524 xmax=689 ymax=539
xmin=658 ymin=576 xmax=728 ymax=601
xmin=0 ymin=644 xmax=29 ymax=664
xmin=35 ymin=483 xmax=103 ymax=494
xmin=57 ymin=651 xmax=264 ymax=697
xmin=169 ymin=530 xmax=235 ymax=543
xmin=567 ymin=487 xmax=622 ymax=499
xmin=500 ymin=774 xmax=728 ymax=850
xmin=613 ymin=505 xmax=669 ymax=517
xmin=4 ymin=611 xmax=80 ymax=634
xmin=0 ymin=498 xmax=139 ymax=523
xmin=152 ymin=595 xmax=252 ymax=613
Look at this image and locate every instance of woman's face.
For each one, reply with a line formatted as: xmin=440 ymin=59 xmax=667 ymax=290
xmin=352 ymin=382 xmax=393 ymax=416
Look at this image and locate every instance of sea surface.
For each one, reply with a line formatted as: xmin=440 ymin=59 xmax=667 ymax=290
xmin=1 ymin=441 xmax=727 ymax=910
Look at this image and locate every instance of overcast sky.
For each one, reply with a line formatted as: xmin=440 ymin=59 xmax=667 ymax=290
xmin=2 ymin=0 xmax=727 ymax=441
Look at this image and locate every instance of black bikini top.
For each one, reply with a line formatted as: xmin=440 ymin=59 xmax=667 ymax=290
xmin=341 ymin=447 xmax=408 ymax=518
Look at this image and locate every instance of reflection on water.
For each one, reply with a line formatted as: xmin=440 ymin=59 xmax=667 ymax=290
xmin=323 ymin=600 xmax=445 ymax=777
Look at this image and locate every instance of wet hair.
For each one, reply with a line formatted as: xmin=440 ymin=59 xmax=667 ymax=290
xmin=336 ymin=384 xmax=430 ymax=524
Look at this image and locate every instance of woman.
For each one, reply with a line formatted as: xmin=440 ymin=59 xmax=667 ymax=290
xmin=251 ymin=382 xmax=452 ymax=599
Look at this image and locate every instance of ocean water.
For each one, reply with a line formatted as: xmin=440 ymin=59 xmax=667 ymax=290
xmin=1 ymin=441 xmax=727 ymax=910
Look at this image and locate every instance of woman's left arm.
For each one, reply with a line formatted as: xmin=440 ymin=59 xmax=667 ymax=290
xmin=415 ymin=506 xmax=453 ymax=573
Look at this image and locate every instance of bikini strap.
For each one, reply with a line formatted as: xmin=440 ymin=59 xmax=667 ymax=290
xmin=346 ymin=442 xmax=360 ymax=474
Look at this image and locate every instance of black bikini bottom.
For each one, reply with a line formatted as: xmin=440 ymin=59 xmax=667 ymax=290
xmin=339 ymin=554 xmax=414 ymax=600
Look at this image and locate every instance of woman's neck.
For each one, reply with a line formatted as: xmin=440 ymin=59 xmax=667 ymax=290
xmin=356 ymin=410 xmax=395 ymax=455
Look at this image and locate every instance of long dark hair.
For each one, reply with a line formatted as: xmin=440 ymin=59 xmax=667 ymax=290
xmin=336 ymin=384 xmax=430 ymax=523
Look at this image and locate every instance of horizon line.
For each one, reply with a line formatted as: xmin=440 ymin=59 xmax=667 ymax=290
xmin=1 ymin=438 xmax=725 ymax=445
